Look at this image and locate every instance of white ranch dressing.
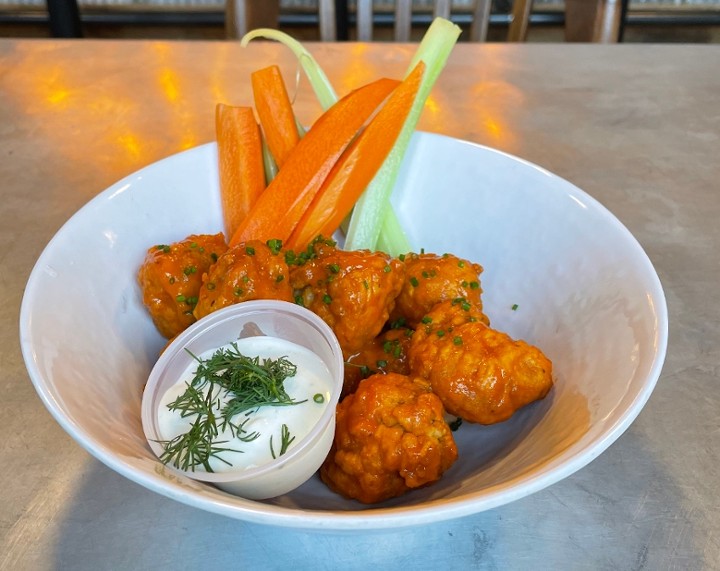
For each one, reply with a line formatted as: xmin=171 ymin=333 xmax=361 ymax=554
xmin=157 ymin=335 xmax=333 ymax=474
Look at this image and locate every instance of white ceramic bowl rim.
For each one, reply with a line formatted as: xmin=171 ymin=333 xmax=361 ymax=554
xmin=19 ymin=133 xmax=669 ymax=530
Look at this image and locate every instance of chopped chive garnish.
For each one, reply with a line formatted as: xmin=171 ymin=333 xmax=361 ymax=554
xmin=266 ymin=239 xmax=282 ymax=254
xmin=448 ymin=417 xmax=463 ymax=431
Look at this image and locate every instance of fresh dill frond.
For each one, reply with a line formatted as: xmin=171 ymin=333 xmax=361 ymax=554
xmin=156 ymin=415 xmax=238 ymax=473
xmin=166 ymin=378 xmax=216 ymax=421
xmin=269 ymin=423 xmax=296 ymax=460
xmin=158 ymin=343 xmax=303 ymax=472
xmin=223 ymin=414 xmax=261 ymax=443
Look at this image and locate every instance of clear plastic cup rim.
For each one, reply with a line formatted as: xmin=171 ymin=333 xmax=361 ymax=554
xmin=140 ymin=300 xmax=344 ymax=485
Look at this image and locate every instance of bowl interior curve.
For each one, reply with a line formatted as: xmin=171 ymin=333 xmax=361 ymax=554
xmin=19 ymin=132 xmax=668 ymax=530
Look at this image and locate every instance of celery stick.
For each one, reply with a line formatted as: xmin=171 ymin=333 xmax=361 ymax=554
xmin=377 ymin=208 xmax=411 ymax=256
xmin=261 ymin=135 xmax=278 ymax=183
xmin=242 ymin=25 xmax=436 ymax=254
xmin=344 ymin=18 xmax=461 ymax=253
xmin=241 ymin=29 xmax=337 ymax=111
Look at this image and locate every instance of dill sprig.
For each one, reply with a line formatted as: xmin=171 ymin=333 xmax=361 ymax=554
xmin=193 ymin=345 xmax=303 ymax=422
xmin=157 ymin=416 xmax=237 ymax=472
xmin=269 ymin=424 xmax=296 ymax=460
xmin=166 ymin=377 xmax=216 ymax=420
xmin=157 ymin=342 xmax=302 ymax=472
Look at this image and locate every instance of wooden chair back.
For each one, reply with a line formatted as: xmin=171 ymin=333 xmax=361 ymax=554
xmin=349 ymin=0 xmax=492 ymax=42
xmin=330 ymin=0 xmax=534 ymax=43
xmin=226 ymin=0 xmax=535 ymax=43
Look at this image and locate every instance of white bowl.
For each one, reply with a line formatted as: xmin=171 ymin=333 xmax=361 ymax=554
xmin=19 ymin=132 xmax=668 ymax=530
xmin=141 ymin=301 xmax=344 ymax=500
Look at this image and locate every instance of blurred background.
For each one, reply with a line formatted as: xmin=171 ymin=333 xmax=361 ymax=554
xmin=1 ymin=0 xmax=719 ymax=42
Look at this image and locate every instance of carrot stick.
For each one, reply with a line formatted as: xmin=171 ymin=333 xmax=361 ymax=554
xmin=216 ymin=104 xmax=266 ymax=240
xmin=251 ymin=65 xmax=301 ymax=168
xmin=286 ymin=62 xmax=425 ymax=251
xmin=228 ymin=77 xmax=400 ymax=248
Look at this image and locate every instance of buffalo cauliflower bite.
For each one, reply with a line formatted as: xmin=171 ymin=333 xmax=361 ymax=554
xmin=391 ymin=252 xmax=489 ymax=328
xmin=320 ymin=372 xmax=458 ymax=504
xmin=137 ymin=233 xmax=228 ymax=338
xmin=343 ymin=326 xmax=413 ymax=399
xmin=408 ymin=300 xmax=553 ymax=425
xmin=289 ymin=240 xmax=405 ymax=356
xmin=193 ymin=239 xmax=293 ymax=319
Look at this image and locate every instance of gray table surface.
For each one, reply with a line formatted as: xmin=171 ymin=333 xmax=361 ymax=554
xmin=1 ymin=39 xmax=718 ymax=570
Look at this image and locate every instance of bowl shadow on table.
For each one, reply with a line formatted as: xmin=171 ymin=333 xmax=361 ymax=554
xmin=48 ymin=427 xmax=701 ymax=569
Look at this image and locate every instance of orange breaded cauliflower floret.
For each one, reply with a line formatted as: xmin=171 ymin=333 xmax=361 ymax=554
xmin=193 ymin=239 xmax=293 ymax=320
xmin=391 ymin=252 xmax=488 ymax=328
xmin=409 ymin=300 xmax=553 ymax=425
xmin=320 ymin=373 xmax=458 ymax=504
xmin=290 ymin=239 xmax=405 ymax=356
xmin=343 ymin=326 xmax=413 ymax=399
xmin=138 ymin=233 xmax=228 ymax=338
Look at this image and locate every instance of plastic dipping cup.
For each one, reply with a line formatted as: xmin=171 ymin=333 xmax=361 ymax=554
xmin=141 ymin=300 xmax=344 ymax=500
